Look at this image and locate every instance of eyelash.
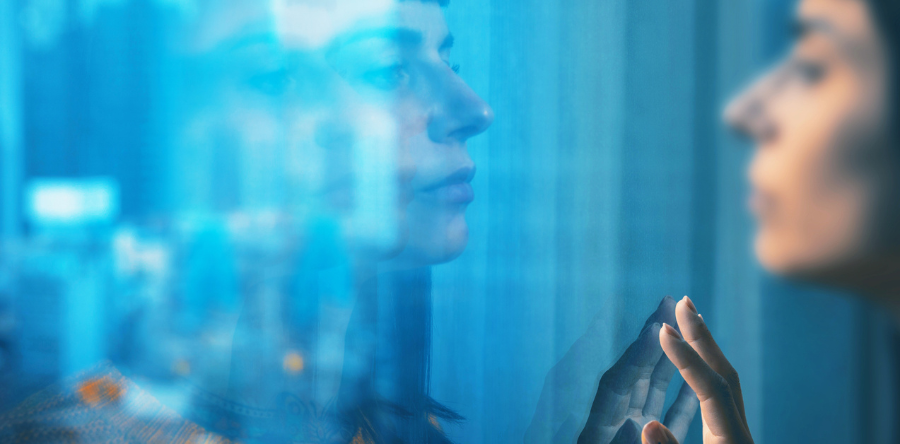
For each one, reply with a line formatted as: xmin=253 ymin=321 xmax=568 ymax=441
xmin=452 ymin=64 xmax=461 ymax=74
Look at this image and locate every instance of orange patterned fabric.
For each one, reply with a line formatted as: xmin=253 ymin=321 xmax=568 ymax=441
xmin=0 ymin=363 xmax=233 ymax=444
xmin=0 ymin=363 xmax=444 ymax=444
xmin=76 ymin=376 xmax=126 ymax=406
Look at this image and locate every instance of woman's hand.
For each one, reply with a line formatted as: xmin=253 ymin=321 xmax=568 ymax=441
xmin=575 ymin=296 xmax=699 ymax=444
xmin=641 ymin=296 xmax=754 ymax=444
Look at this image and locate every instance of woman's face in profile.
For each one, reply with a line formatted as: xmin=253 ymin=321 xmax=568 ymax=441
xmin=726 ymin=0 xmax=900 ymax=279
xmin=383 ymin=1 xmax=494 ymax=268
xmin=320 ymin=0 xmax=494 ymax=267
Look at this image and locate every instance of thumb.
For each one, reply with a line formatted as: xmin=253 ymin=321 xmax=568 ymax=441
xmin=642 ymin=420 xmax=678 ymax=444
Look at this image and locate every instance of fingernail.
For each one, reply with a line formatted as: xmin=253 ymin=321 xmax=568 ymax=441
xmin=642 ymin=421 xmax=669 ymax=444
xmin=660 ymin=295 xmax=674 ymax=306
xmin=682 ymin=295 xmax=697 ymax=314
xmin=662 ymin=323 xmax=682 ymax=340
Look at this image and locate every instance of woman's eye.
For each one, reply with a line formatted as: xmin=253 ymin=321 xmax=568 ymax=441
xmin=361 ymin=63 xmax=409 ymax=91
xmin=793 ymin=60 xmax=827 ymax=86
xmin=452 ymin=64 xmax=461 ymax=74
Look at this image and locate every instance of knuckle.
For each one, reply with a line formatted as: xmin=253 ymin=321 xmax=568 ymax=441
xmin=722 ymin=367 xmax=741 ymax=388
xmin=711 ymin=373 xmax=732 ymax=397
xmin=709 ymin=373 xmax=731 ymax=396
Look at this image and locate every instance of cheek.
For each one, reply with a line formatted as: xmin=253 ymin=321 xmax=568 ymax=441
xmin=755 ymin=90 xmax=882 ymax=273
xmin=395 ymin=98 xmax=430 ymax=141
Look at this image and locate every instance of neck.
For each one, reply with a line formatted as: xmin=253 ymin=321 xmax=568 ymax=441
xmin=831 ymin=256 xmax=900 ymax=326
xmin=863 ymin=282 xmax=900 ymax=326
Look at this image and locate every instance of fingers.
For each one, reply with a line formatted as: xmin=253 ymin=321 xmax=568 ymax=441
xmin=639 ymin=354 xmax=677 ymax=419
xmin=675 ymin=296 xmax=747 ymax=428
xmin=579 ymin=323 xmax=663 ymax=442
xmin=659 ymin=323 xmax=749 ymax=442
xmin=596 ymin=321 xmax=663 ymax=401
xmin=641 ymin=421 xmax=677 ymax=444
xmin=631 ymin=297 xmax=678 ymax=417
xmin=662 ymin=382 xmax=698 ymax=442
xmin=609 ymin=418 xmax=642 ymax=444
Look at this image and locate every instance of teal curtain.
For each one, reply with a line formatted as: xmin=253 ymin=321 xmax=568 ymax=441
xmin=431 ymin=0 xmax=898 ymax=442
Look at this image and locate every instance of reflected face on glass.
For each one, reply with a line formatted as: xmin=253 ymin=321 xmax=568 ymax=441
xmin=725 ymin=0 xmax=900 ymax=278
xmin=381 ymin=2 xmax=494 ymax=268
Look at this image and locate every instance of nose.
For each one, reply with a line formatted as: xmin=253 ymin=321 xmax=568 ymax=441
xmin=724 ymin=67 xmax=781 ymax=144
xmin=428 ymin=75 xmax=494 ymax=144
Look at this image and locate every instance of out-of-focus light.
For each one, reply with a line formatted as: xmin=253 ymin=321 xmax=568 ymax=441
xmin=283 ymin=350 xmax=304 ymax=375
xmin=25 ymin=178 xmax=120 ymax=226
xmin=173 ymin=359 xmax=191 ymax=377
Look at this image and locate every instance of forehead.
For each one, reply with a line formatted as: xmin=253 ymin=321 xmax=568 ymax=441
xmin=396 ymin=2 xmax=448 ymax=44
xmin=797 ymin=0 xmax=876 ymax=45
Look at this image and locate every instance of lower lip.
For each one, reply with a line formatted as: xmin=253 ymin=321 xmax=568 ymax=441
xmin=427 ymin=183 xmax=474 ymax=204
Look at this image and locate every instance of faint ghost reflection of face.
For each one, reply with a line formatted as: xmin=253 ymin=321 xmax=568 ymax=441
xmin=186 ymin=0 xmax=493 ymax=268
xmin=180 ymin=0 xmax=419 ymax=263
xmin=725 ymin=0 xmax=900 ymax=278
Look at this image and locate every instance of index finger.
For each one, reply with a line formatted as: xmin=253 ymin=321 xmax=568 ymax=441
xmin=659 ymin=323 xmax=751 ymax=443
xmin=676 ymin=296 xmax=747 ymax=428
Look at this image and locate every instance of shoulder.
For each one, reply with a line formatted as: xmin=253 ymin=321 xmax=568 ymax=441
xmin=0 ymin=362 xmax=232 ymax=444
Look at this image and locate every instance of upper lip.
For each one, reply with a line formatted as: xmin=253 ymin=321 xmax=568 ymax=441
xmin=420 ymin=166 xmax=476 ymax=192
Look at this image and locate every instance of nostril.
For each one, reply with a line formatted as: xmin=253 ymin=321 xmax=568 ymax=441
xmin=455 ymin=106 xmax=493 ymax=141
xmin=725 ymin=98 xmax=773 ymax=144
xmin=757 ymin=120 xmax=779 ymax=144
xmin=450 ymin=123 xmax=486 ymax=142
xmin=727 ymin=120 xmax=754 ymax=142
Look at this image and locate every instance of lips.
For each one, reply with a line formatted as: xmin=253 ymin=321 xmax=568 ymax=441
xmin=419 ymin=167 xmax=476 ymax=204
xmin=749 ymin=189 xmax=775 ymax=221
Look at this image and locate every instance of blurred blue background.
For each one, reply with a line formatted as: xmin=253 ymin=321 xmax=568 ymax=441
xmin=0 ymin=0 xmax=897 ymax=443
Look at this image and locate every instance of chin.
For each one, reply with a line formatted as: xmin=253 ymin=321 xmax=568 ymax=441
xmin=754 ymin=232 xmax=809 ymax=278
xmin=430 ymin=218 xmax=470 ymax=264
xmin=389 ymin=211 xmax=470 ymax=269
xmin=754 ymin=231 xmax=857 ymax=284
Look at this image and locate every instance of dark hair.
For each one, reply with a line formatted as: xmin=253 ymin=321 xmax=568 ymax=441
xmin=339 ymin=269 xmax=461 ymax=444
xmin=867 ymin=0 xmax=900 ymax=131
